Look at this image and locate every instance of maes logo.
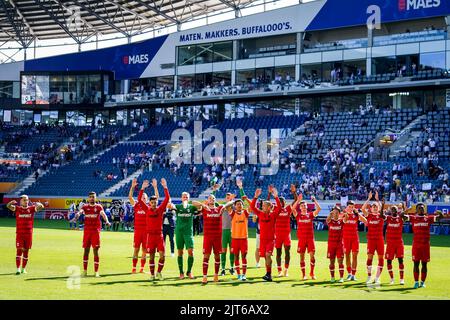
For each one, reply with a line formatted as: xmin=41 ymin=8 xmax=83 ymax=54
xmin=122 ymin=54 xmax=149 ymax=65
xmin=399 ymin=0 xmax=441 ymax=11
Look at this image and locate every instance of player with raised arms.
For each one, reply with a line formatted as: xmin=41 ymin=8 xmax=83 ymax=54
xmin=342 ymin=200 xmax=367 ymax=281
xmin=138 ymin=178 xmax=169 ymax=281
xmin=361 ymin=191 xmax=385 ymax=285
xmin=383 ymin=201 xmax=407 ymax=285
xmin=248 ymin=186 xmax=281 ymax=282
xmin=6 ymin=195 xmax=44 ymax=275
xmin=407 ymin=203 xmax=447 ymax=288
xmin=128 ymin=178 xmax=159 ymax=273
xmin=192 ymin=194 xmax=235 ymax=284
xmin=169 ymin=191 xmax=198 ymax=279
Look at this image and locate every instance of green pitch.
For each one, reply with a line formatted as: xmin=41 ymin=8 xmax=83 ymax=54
xmin=1 ymin=218 xmax=450 ymax=300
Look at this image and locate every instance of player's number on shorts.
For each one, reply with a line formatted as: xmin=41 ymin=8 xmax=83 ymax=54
xmin=66 ymin=265 xmax=81 ymax=290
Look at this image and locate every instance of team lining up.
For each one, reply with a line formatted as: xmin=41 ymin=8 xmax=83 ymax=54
xmin=7 ymin=178 xmax=447 ymax=288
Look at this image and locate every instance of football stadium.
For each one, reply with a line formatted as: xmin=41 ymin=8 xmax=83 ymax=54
xmin=0 ymin=0 xmax=450 ymax=303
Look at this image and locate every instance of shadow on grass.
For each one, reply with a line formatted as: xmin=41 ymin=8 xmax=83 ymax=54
xmin=25 ymin=272 xmax=132 ymax=281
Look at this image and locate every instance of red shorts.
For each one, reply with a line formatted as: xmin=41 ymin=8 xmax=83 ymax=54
xmin=231 ymin=238 xmax=248 ymax=255
xmin=385 ymin=241 xmax=404 ymax=260
xmin=259 ymin=239 xmax=275 ymax=257
xmin=412 ymin=243 xmax=430 ymax=262
xmin=203 ymin=237 xmax=222 ymax=255
xmin=367 ymin=238 xmax=385 ymax=256
xmin=275 ymin=233 xmax=291 ymax=249
xmin=133 ymin=231 xmax=147 ymax=249
xmin=16 ymin=233 xmax=33 ymax=249
xmin=327 ymin=242 xmax=344 ymax=259
xmin=83 ymin=231 xmax=100 ymax=248
xmin=146 ymin=234 xmax=165 ymax=254
xmin=343 ymin=237 xmax=359 ymax=254
xmin=297 ymin=237 xmax=315 ymax=254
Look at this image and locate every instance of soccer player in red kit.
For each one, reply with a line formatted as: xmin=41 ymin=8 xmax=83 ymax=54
xmin=128 ymin=178 xmax=159 ymax=273
xmin=272 ymin=193 xmax=295 ymax=278
xmin=326 ymin=206 xmax=345 ymax=283
xmin=193 ymin=195 xmax=235 ymax=284
xmin=249 ymin=186 xmax=281 ymax=282
xmin=362 ymin=191 xmax=386 ymax=285
xmin=71 ymin=192 xmax=111 ymax=277
xmin=292 ymin=195 xmax=321 ymax=280
xmin=407 ymin=203 xmax=446 ymax=288
xmin=6 ymin=195 xmax=44 ymax=275
xmin=138 ymin=178 xmax=170 ymax=281
xmin=383 ymin=202 xmax=407 ymax=285
xmin=342 ymin=200 xmax=367 ymax=281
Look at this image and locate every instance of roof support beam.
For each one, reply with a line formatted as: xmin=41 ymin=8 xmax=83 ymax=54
xmin=132 ymin=0 xmax=179 ymax=25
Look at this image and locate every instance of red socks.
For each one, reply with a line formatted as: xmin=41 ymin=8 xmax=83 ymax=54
xmin=266 ymin=264 xmax=271 ymax=275
xmin=94 ymin=256 xmax=99 ymax=272
xmin=202 ymin=257 xmax=209 ymax=276
xmin=157 ymin=258 xmax=164 ymax=273
xmin=414 ymin=271 xmax=419 ymax=282
xmin=310 ymin=258 xmax=316 ymax=276
xmin=22 ymin=250 xmax=29 ymax=269
xmin=132 ymin=258 xmax=138 ymax=268
xmin=351 ymin=268 xmax=357 ymax=276
xmin=16 ymin=249 xmax=22 ymax=268
xmin=399 ymin=263 xmax=404 ymax=280
xmin=329 ymin=263 xmax=335 ymax=278
xmin=338 ymin=263 xmax=345 ymax=278
xmin=234 ymin=258 xmax=241 ymax=275
xmin=242 ymin=258 xmax=247 ymax=275
xmin=387 ymin=261 xmax=393 ymax=279
xmin=421 ymin=271 xmax=427 ymax=282
xmin=300 ymin=261 xmax=306 ymax=277
xmin=366 ymin=258 xmax=373 ymax=277
xmin=140 ymin=257 xmax=146 ymax=269
xmin=214 ymin=257 xmax=220 ymax=275
xmin=149 ymin=257 xmax=155 ymax=276
xmin=346 ymin=265 xmax=351 ymax=275
xmin=83 ymin=255 xmax=88 ymax=271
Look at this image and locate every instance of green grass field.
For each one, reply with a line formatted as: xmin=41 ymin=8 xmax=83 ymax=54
xmin=1 ymin=218 xmax=450 ymax=300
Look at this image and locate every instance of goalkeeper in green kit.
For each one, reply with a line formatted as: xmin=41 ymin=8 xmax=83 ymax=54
xmin=169 ymin=192 xmax=198 ymax=279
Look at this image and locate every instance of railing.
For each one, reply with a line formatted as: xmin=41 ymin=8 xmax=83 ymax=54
xmin=373 ymin=29 xmax=447 ymax=46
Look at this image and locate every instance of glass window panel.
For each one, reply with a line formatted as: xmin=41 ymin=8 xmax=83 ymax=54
xmin=236 ymin=69 xmax=255 ymax=85
xmin=420 ymin=52 xmax=446 ymax=70
xmin=196 ymin=43 xmax=213 ymax=64
xmin=49 ymin=75 xmax=64 ymax=104
xmin=301 ymin=64 xmax=321 ymax=81
xmin=213 ymin=41 xmax=233 ymax=62
xmin=178 ymin=45 xmax=196 ymax=65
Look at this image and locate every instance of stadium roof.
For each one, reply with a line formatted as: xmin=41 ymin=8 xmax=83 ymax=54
xmin=0 ymin=0 xmax=260 ymax=47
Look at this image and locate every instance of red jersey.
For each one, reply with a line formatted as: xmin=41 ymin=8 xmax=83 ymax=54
xmin=202 ymin=206 xmax=223 ymax=238
xmin=410 ymin=215 xmax=436 ymax=245
xmin=343 ymin=211 xmax=359 ymax=240
xmin=366 ymin=214 xmax=385 ymax=241
xmin=133 ymin=201 xmax=147 ymax=233
xmin=296 ymin=212 xmax=315 ymax=240
xmin=250 ymin=197 xmax=281 ymax=241
xmin=274 ymin=205 xmax=292 ymax=237
xmin=143 ymin=188 xmax=170 ymax=236
xmin=386 ymin=215 xmax=404 ymax=243
xmin=15 ymin=205 xmax=36 ymax=234
xmin=327 ymin=218 xmax=344 ymax=243
xmin=82 ymin=204 xmax=104 ymax=232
